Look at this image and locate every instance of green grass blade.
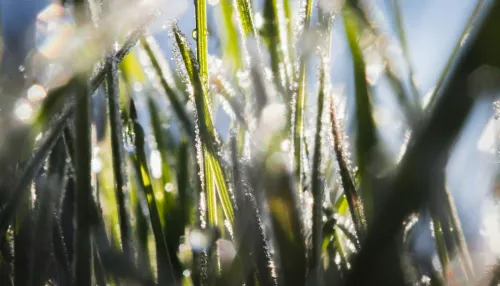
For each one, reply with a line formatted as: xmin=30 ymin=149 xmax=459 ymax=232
xmin=329 ymin=94 xmax=365 ymax=241
xmin=220 ymin=0 xmax=242 ymax=69
xmin=310 ymin=61 xmax=325 ymax=280
xmin=141 ymin=36 xmax=194 ymax=136
xmin=293 ymin=0 xmax=314 ymax=190
xmin=262 ymin=0 xmax=286 ymax=93
xmin=196 ymin=0 xmax=209 ymax=86
xmin=235 ymin=0 xmax=256 ymax=37
xmin=147 ymin=97 xmax=174 ymax=185
xmin=73 ymin=80 xmax=93 ymax=286
xmin=342 ymin=6 xmax=378 ymax=220
xmin=171 ymin=25 xmax=235 ymax=226
xmin=106 ymin=55 xmax=133 ymax=259
xmin=432 ymin=217 xmax=449 ymax=280
xmin=129 ymin=101 xmax=176 ymax=285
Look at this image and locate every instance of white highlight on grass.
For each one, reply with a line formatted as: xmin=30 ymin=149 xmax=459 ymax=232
xmin=150 ymin=149 xmax=163 ymax=179
xmin=14 ymin=99 xmax=34 ymax=122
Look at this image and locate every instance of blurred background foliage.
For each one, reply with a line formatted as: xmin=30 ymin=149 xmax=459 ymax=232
xmin=0 ymin=0 xmax=500 ymax=285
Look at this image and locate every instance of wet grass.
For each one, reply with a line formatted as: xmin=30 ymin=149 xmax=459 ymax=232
xmin=1 ymin=0 xmax=500 ymax=285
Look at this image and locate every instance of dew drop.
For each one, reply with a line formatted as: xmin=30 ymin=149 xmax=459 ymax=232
xmin=150 ymin=149 xmax=162 ymax=179
xmin=27 ymin=84 xmax=47 ymax=102
xmin=91 ymin=157 xmax=103 ymax=173
xmin=189 ymin=229 xmax=210 ymax=252
xmin=14 ymin=99 xmax=33 ymax=122
xmin=18 ymin=65 xmax=25 ymax=73
xmin=192 ymin=29 xmax=198 ymax=40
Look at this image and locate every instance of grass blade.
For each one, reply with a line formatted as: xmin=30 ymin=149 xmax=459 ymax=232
xmin=293 ymin=0 xmax=314 ymax=192
xmin=73 ymin=80 xmax=93 ymax=286
xmin=106 ymin=55 xmax=133 ymax=259
xmin=220 ymin=0 xmax=242 ymax=69
xmin=329 ymin=94 xmax=365 ymax=241
xmin=171 ymin=25 xmax=235 ymax=226
xmin=235 ymin=0 xmax=256 ymax=37
xmin=262 ymin=0 xmax=287 ymax=93
xmin=310 ymin=60 xmax=325 ymax=281
xmin=196 ymin=0 xmax=209 ymax=85
xmin=129 ymin=101 xmax=176 ymax=285
xmin=342 ymin=6 xmax=378 ymax=220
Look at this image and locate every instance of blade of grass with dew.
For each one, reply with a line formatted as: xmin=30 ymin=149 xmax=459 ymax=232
xmin=342 ymin=6 xmax=378 ymax=221
xmin=128 ymin=100 xmax=176 ymax=285
xmin=293 ymin=0 xmax=313 ymax=193
xmin=171 ymin=25 xmax=235 ymax=227
xmin=235 ymin=0 xmax=256 ymax=37
xmin=141 ymin=37 xmax=194 ymax=136
xmin=256 ymin=147 xmax=306 ymax=285
xmin=262 ymin=0 xmax=287 ymax=93
xmin=196 ymin=0 xmax=209 ymax=86
xmin=310 ymin=60 xmax=325 ymax=280
xmin=227 ymin=134 xmax=275 ymax=286
xmin=282 ymin=0 xmax=294 ymax=83
xmin=329 ymin=94 xmax=365 ymax=240
xmin=106 ymin=55 xmax=133 ymax=259
xmin=220 ymin=0 xmax=242 ymax=69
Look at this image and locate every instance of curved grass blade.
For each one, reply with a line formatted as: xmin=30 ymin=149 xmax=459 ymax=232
xmin=310 ymin=60 xmax=325 ymax=280
xmin=0 ymin=103 xmax=73 ymax=239
xmin=171 ymin=26 xmax=235 ymax=226
xmin=106 ymin=55 xmax=133 ymax=259
xmin=128 ymin=101 xmax=176 ymax=285
xmin=141 ymin=36 xmax=194 ymax=136
xmin=344 ymin=0 xmax=498 ymax=280
xmin=342 ymin=6 xmax=378 ymax=221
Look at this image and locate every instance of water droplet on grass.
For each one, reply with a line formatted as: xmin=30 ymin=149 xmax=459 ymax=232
xmin=14 ymin=99 xmax=34 ymax=122
xmin=192 ymin=29 xmax=198 ymax=40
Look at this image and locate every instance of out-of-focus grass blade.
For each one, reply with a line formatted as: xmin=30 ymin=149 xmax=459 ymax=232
xmin=29 ymin=138 xmax=67 ymax=285
xmin=141 ymin=36 xmax=194 ymax=136
xmin=293 ymin=0 xmax=313 ymax=192
xmin=432 ymin=217 xmax=449 ymax=280
xmin=73 ymin=80 xmax=93 ymax=286
xmin=282 ymin=0 xmax=294 ymax=80
xmin=128 ymin=100 xmax=176 ymax=285
xmin=0 ymin=105 xmax=72 ymax=239
xmin=106 ymin=55 xmax=133 ymax=259
xmin=255 ymin=149 xmax=306 ymax=285
xmin=235 ymin=0 xmax=256 ymax=37
xmin=171 ymin=25 xmax=235 ymax=226
xmin=220 ymin=0 xmax=242 ymax=69
xmin=147 ymin=97 xmax=174 ymax=185
xmin=310 ymin=61 xmax=325 ymax=280
xmin=342 ymin=6 xmax=378 ymax=221
xmin=329 ymin=94 xmax=365 ymax=240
